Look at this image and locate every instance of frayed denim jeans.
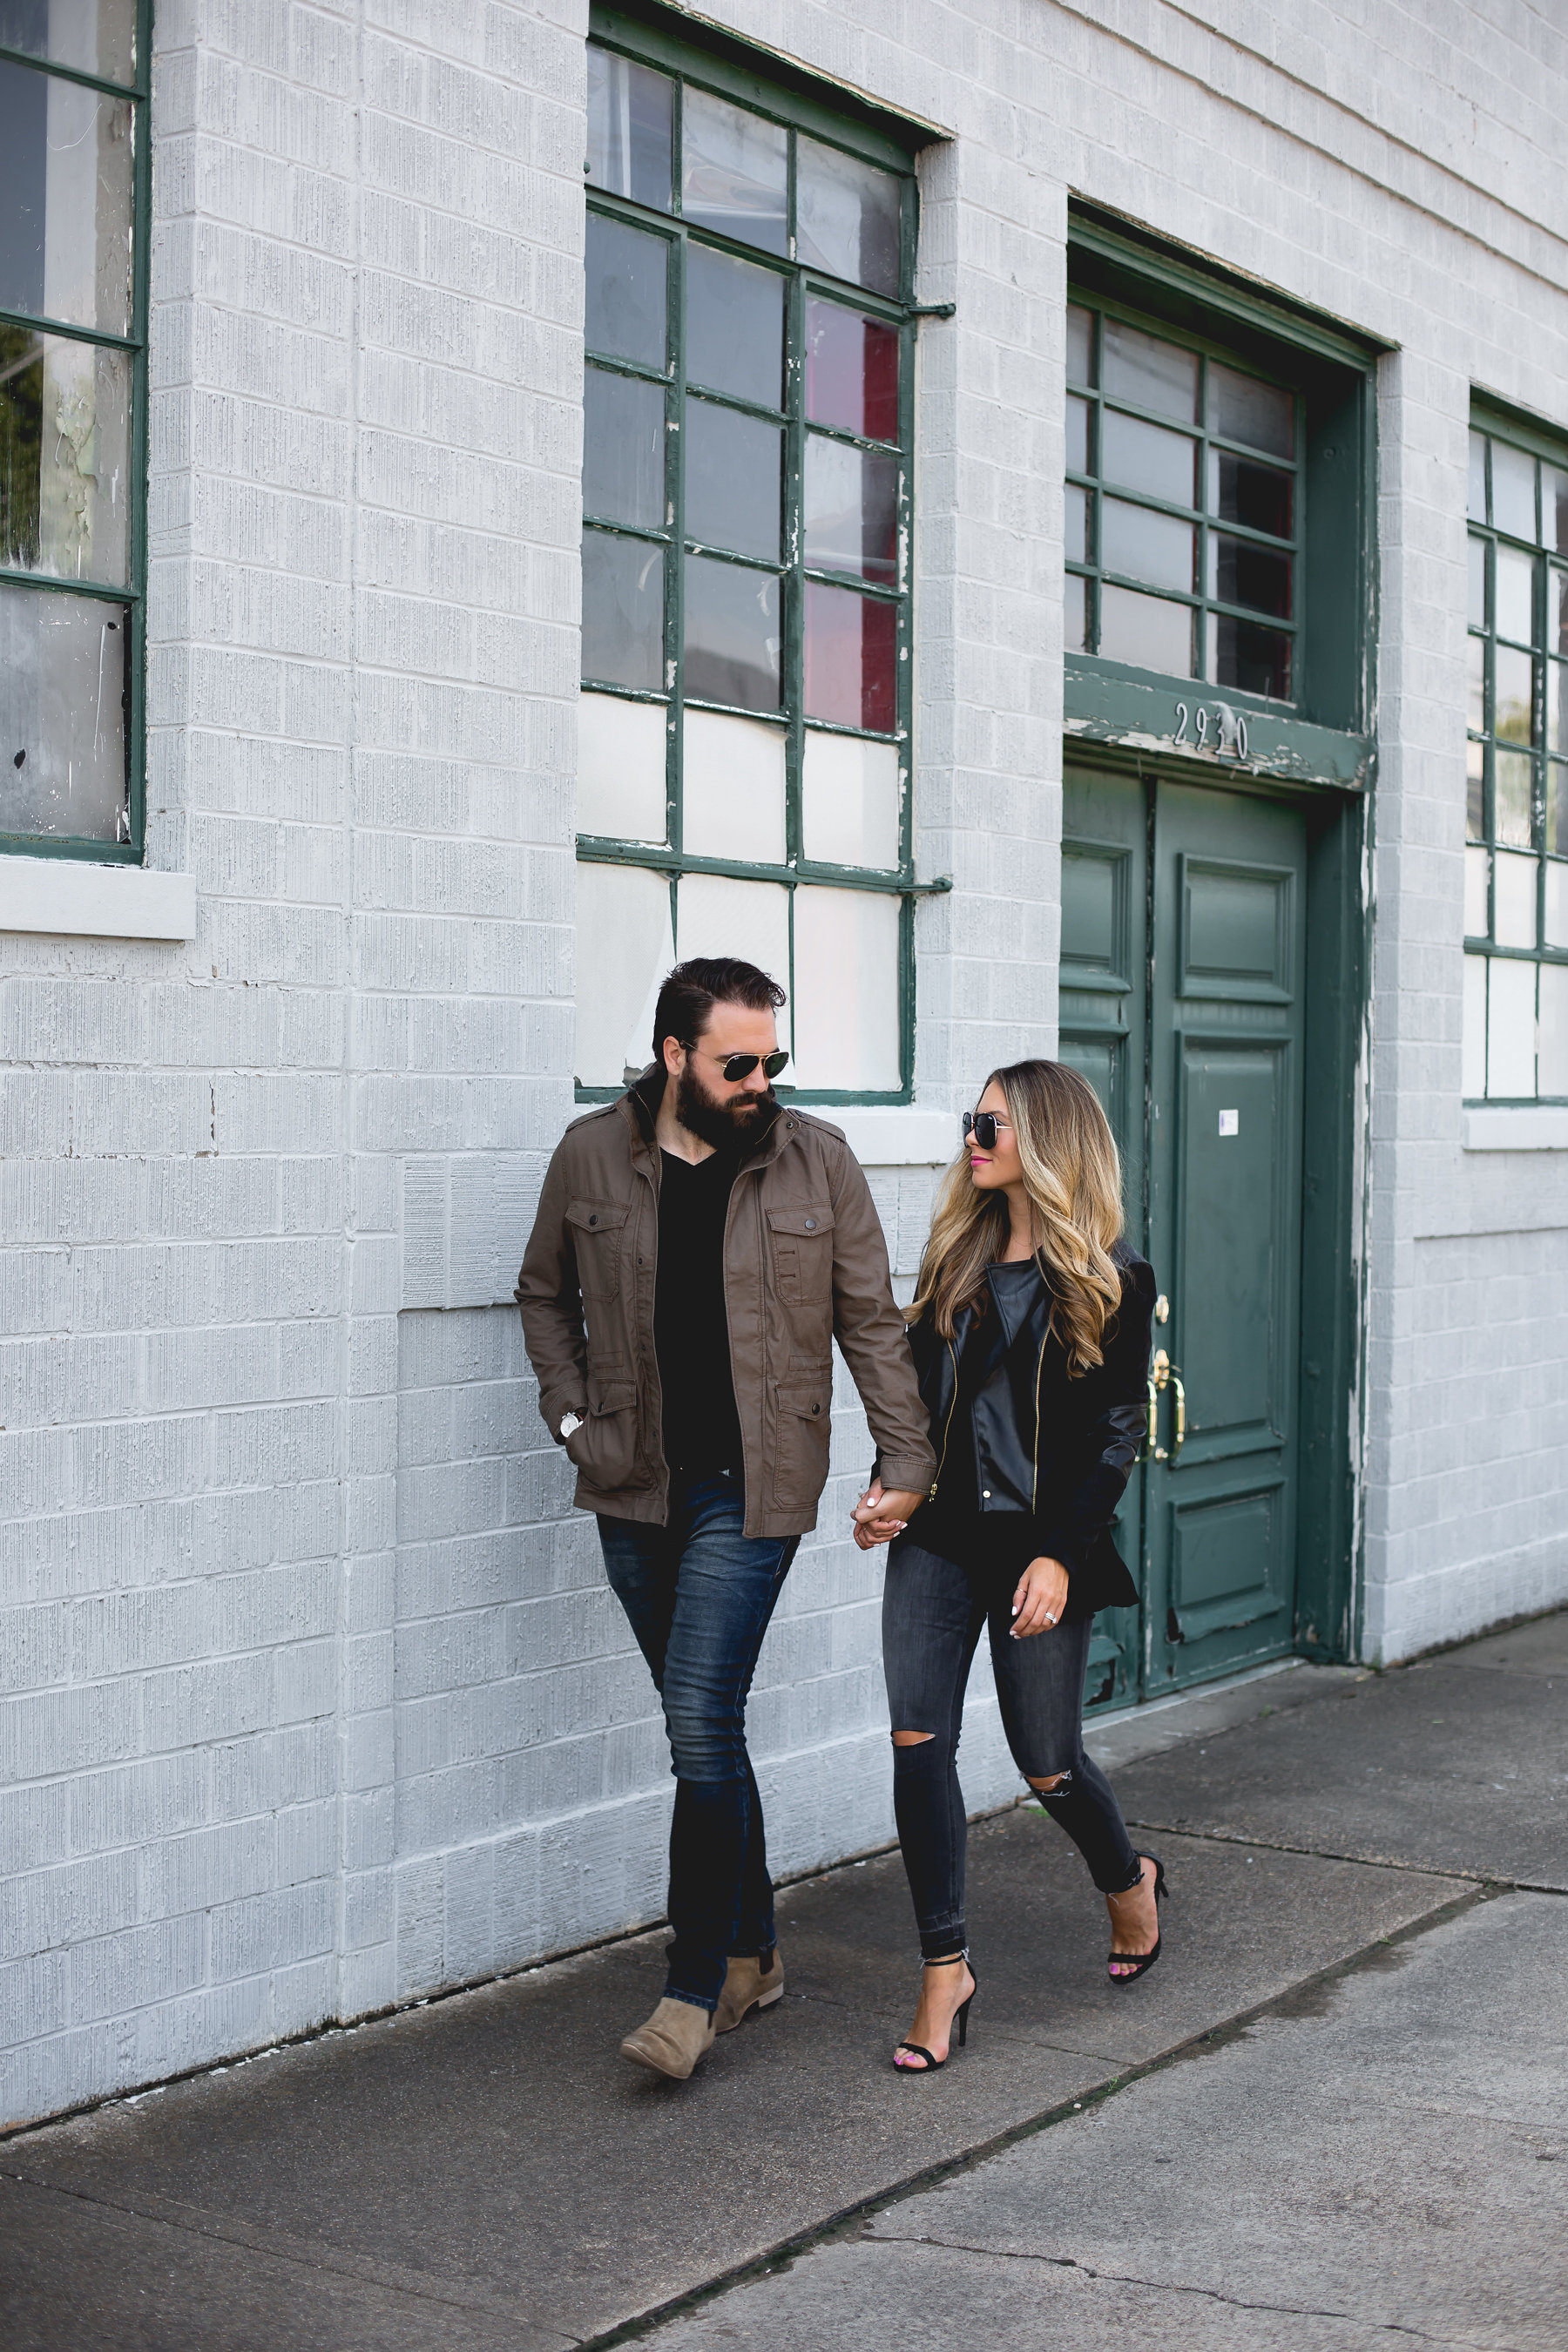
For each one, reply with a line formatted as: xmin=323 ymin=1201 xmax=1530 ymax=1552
xmin=598 ymin=1475 xmax=798 ymax=2011
xmin=882 ymin=1537 xmax=1141 ymax=1958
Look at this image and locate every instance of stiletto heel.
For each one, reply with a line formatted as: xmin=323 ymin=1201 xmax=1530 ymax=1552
xmin=893 ymin=1953 xmax=977 ymax=2073
xmin=1107 ymin=1852 xmax=1167 ymax=1985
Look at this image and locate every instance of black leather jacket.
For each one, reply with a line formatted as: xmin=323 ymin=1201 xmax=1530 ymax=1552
xmin=903 ymin=1241 xmax=1156 ymax=1617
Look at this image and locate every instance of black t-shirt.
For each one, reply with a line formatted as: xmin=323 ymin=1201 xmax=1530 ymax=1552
xmin=654 ymin=1147 xmax=744 ymax=1476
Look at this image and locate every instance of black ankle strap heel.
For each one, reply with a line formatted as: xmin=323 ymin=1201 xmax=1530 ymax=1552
xmin=893 ymin=1952 xmax=977 ymax=2074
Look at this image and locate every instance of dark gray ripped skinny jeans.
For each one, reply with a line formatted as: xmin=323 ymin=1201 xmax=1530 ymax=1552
xmin=882 ymin=1536 xmax=1142 ymax=1958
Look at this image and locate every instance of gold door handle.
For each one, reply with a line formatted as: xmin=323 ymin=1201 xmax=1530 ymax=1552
xmin=1148 ymin=1351 xmax=1186 ymax=1463
xmin=1167 ymin=1368 xmax=1186 ymax=1463
xmin=1143 ymin=1375 xmax=1160 ymax=1461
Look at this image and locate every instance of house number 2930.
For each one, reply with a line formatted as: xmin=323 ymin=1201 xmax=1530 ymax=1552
xmin=1173 ymin=701 xmax=1248 ymax=758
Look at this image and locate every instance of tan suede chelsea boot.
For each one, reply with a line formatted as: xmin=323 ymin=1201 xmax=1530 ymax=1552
xmin=713 ymin=1944 xmax=785 ymax=2034
xmin=618 ymin=1996 xmax=718 ymax=2080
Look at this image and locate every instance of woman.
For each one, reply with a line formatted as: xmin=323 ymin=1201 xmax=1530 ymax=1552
xmin=854 ymin=1059 xmax=1165 ymax=2073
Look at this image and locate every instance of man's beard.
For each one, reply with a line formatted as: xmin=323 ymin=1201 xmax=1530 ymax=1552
xmin=673 ymin=1060 xmax=775 ymax=1152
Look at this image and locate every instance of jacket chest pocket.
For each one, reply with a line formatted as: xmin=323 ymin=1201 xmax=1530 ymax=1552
xmin=567 ymin=1200 xmax=630 ymax=1301
xmin=766 ymin=1206 xmax=835 ymax=1308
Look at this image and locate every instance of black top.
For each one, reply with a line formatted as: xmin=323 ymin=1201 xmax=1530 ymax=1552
xmin=916 ymin=1262 xmax=1056 ymax=1581
xmin=654 ymin=1147 xmax=744 ymax=1476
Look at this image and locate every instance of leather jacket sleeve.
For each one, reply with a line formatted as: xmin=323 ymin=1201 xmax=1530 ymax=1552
xmin=515 ymin=1143 xmax=590 ymax=1443
xmin=1034 ymin=1260 xmax=1156 ymax=1578
xmin=825 ymin=1148 xmax=936 ymax=1500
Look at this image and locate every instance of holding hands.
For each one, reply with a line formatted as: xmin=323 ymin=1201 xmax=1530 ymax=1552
xmin=852 ymin=1480 xmax=924 ymax=1551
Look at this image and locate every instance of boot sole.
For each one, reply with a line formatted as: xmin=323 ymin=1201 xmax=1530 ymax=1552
xmin=618 ymin=2038 xmax=701 ymax=2080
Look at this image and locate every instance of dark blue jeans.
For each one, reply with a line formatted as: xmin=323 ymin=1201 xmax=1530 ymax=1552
xmin=598 ymin=1475 xmax=798 ymax=2012
xmin=882 ymin=1537 xmax=1141 ymax=1958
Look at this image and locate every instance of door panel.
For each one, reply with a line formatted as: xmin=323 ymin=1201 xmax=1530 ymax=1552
xmin=1060 ymin=764 xmax=1308 ymax=1703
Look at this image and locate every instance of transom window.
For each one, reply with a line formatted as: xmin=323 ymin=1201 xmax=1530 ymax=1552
xmin=0 ymin=1 xmax=146 ymax=857
xmin=1463 ymin=420 xmax=1568 ymax=1102
xmin=1065 ymin=301 xmax=1301 ymax=702
xmin=576 ymin=29 xmax=918 ymax=1099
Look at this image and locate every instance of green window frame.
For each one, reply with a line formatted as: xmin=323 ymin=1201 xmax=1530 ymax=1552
xmin=576 ymin=6 xmax=926 ymax=1103
xmin=0 ymin=1 xmax=150 ymax=862
xmin=1065 ymin=295 xmax=1304 ymax=708
xmin=1463 ymin=411 xmax=1568 ymax=1104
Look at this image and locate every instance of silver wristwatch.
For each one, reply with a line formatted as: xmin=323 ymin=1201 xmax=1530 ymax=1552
xmin=559 ymin=1411 xmax=584 ymax=1440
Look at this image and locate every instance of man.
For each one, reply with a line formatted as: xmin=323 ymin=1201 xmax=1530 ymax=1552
xmin=517 ymin=956 xmax=934 ymax=2079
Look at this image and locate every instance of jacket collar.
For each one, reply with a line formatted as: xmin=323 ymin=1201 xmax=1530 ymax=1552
xmin=617 ymin=1064 xmax=790 ymax=1176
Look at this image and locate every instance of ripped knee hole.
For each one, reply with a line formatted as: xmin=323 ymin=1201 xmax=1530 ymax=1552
xmin=891 ymin=1730 xmax=935 ymax=1747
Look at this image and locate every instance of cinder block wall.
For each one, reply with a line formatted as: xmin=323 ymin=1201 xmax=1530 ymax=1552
xmin=3 ymin=0 xmax=1565 ymax=2126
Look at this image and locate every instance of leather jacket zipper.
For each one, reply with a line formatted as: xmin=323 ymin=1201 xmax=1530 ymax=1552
xmin=928 ymin=1336 xmax=959 ymax=1499
xmin=1031 ymin=1324 xmax=1048 ymax=1512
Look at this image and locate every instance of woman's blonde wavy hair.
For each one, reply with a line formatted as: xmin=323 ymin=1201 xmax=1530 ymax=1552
xmin=908 ymin=1059 xmax=1125 ymax=1375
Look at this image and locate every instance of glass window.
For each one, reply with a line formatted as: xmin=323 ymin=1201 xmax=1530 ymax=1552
xmin=0 ymin=10 xmax=145 ymax=855
xmin=1065 ymin=301 xmax=1301 ymax=703
xmin=1463 ymin=419 xmax=1568 ymax=1100
xmin=578 ymin=35 xmax=915 ymax=1098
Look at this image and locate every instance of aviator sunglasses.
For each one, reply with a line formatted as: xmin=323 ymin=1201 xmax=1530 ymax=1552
xmin=963 ymin=1110 xmax=1004 ymax=1150
xmin=691 ymin=1046 xmax=791 ymax=1084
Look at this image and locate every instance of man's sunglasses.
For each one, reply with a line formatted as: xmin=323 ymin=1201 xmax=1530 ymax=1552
xmin=693 ymin=1046 xmax=791 ymax=1084
xmin=963 ymin=1110 xmax=1004 ymax=1150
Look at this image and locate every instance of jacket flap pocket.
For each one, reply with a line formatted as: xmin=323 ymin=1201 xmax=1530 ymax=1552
xmin=765 ymin=1206 xmax=835 ymax=1239
xmin=588 ymin=1376 xmax=638 ymax=1416
xmin=776 ymin=1382 xmax=826 ymax=1420
xmin=567 ymin=1200 xmax=629 ymax=1234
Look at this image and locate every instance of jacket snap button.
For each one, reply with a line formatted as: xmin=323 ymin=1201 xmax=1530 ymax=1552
xmin=589 ymin=1214 xmax=598 ymax=1227
xmin=982 ymin=1489 xmax=991 ymax=1498
xmin=812 ymin=1403 xmax=820 ymax=1415
xmin=805 ymin=1218 xmax=816 ymax=1231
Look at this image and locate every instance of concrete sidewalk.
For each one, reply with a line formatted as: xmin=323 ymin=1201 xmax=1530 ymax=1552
xmin=2 ymin=1613 xmax=1563 ymax=2350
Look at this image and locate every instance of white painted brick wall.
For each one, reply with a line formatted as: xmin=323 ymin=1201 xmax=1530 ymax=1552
xmin=3 ymin=0 xmax=1565 ymax=2125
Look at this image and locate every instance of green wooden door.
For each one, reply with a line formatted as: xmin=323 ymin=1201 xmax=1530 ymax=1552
xmin=1061 ymin=765 xmax=1308 ymax=1700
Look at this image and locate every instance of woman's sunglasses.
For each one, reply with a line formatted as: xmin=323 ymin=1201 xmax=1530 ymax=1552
xmin=694 ymin=1047 xmax=791 ymax=1084
xmin=963 ymin=1111 xmax=1002 ymax=1150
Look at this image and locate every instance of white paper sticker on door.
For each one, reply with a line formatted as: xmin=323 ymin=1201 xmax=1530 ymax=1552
xmin=1218 ymin=1108 xmax=1240 ymax=1136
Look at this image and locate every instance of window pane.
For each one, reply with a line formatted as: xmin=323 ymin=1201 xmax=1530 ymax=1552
xmin=1467 ymin=636 xmax=1485 ymax=733
xmin=1099 ymin=585 xmax=1193 ymax=677
xmin=1549 ymin=471 xmax=1568 ymax=558
xmin=1467 ymin=736 xmax=1484 ymax=840
xmin=578 ymin=691 xmax=666 ymax=843
xmin=801 ymin=730 xmax=900 ymax=868
xmin=1462 ymin=953 xmax=1487 ymax=1096
xmin=1486 ymin=954 xmax=1536 ymax=1097
xmin=1491 ymin=443 xmax=1536 ymax=543
xmin=1467 ymin=537 xmax=1486 ymax=630
xmin=0 ymin=328 xmax=131 ymax=585
xmin=1065 ymin=570 xmax=1088 ymax=652
xmin=1494 ymin=849 xmax=1537 ymax=947
xmin=804 ymin=436 xmax=897 ymax=585
xmin=1540 ymin=963 xmax=1568 ymax=1096
xmin=1102 ymin=320 xmax=1196 ymax=423
xmin=682 ymin=707 xmax=786 ymax=863
xmin=685 ymin=400 xmax=781 ymax=562
xmin=1101 ymin=497 xmax=1193 ymax=593
xmin=790 ymin=885 xmax=900 ymax=1090
xmin=0 ymin=0 xmax=136 ymax=81
xmin=1066 ymin=304 xmax=1093 ymax=387
xmin=583 ymin=367 xmax=665 ymax=529
xmin=803 ymin=582 xmax=896 ymax=728
xmin=1066 ymin=393 xmax=1090 ymax=476
xmin=1209 ymin=449 xmax=1293 ymax=539
xmin=1545 ymin=858 xmax=1568 ymax=946
xmin=1554 ymin=569 xmax=1568 ymax=656
xmin=1208 ymin=363 xmax=1293 ymax=459
xmin=1064 ymin=483 xmax=1087 ymax=565
xmin=1547 ymin=662 xmax=1566 ymax=757
xmin=0 ymin=64 xmax=133 ymax=335
xmin=1464 ymin=846 xmax=1489 ymax=937
xmin=1468 ymin=430 xmax=1487 ymax=524
xmin=1101 ymin=410 xmax=1195 ymax=506
xmin=582 ymin=528 xmax=664 ymax=691
xmin=586 ymin=47 xmax=672 ymax=211
xmin=684 ymin=553 xmax=780 ymax=710
xmin=1208 ymin=533 xmax=1292 ymax=618
xmin=795 ymin=137 xmax=899 ymax=297
xmin=1549 ymin=767 xmax=1568 ymax=859
xmin=574 ymin=861 xmax=674 ymax=1087
xmin=585 ymin=213 xmax=666 ymax=368
xmin=805 ymin=300 xmax=898 ymax=441
xmin=1494 ymin=544 xmax=1534 ymax=644
xmin=0 ymin=583 xmax=128 ymax=841
xmin=687 ymin=244 xmax=783 ymax=408
xmin=681 ymin=89 xmax=787 ymax=257
xmin=1209 ymin=612 xmax=1292 ymax=700
xmin=1494 ymin=748 xmax=1532 ymax=846
xmin=676 ymin=872 xmax=791 ymax=1052
xmin=1495 ymin=645 xmax=1533 ymax=744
